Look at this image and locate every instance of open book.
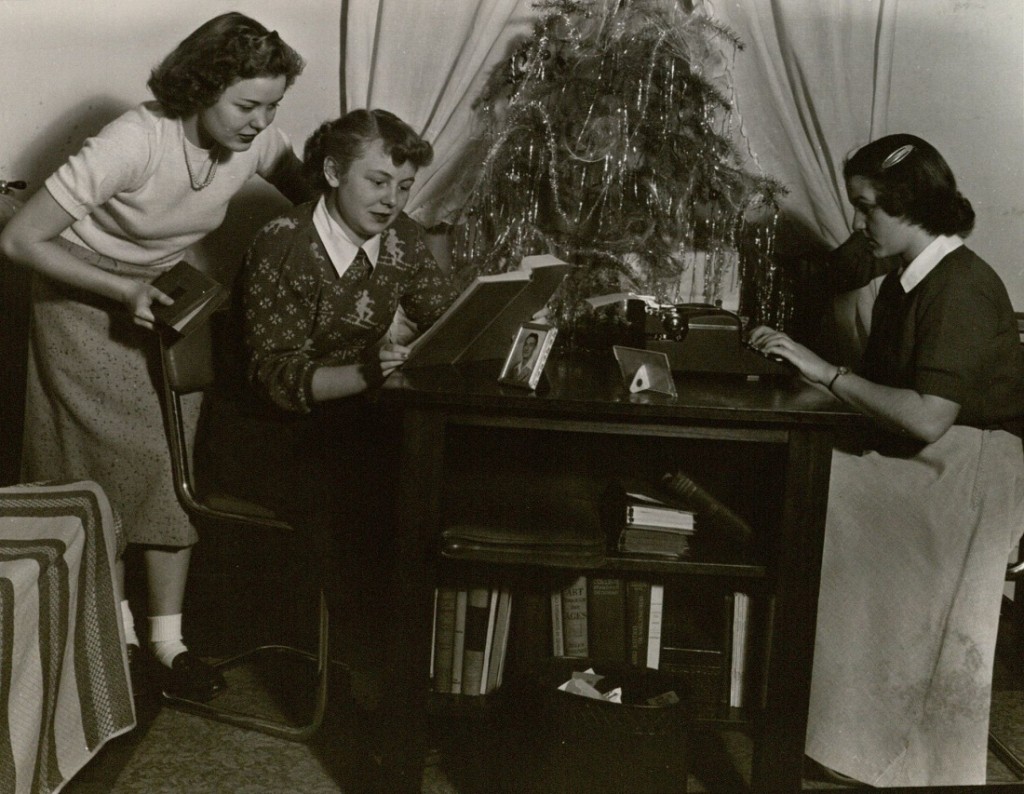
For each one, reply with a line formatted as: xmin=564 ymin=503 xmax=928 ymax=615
xmin=403 ymin=254 xmax=572 ymax=369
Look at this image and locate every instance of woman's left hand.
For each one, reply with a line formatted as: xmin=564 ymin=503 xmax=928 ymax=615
xmin=746 ymin=325 xmax=834 ymax=387
xmin=379 ymin=343 xmax=410 ymax=378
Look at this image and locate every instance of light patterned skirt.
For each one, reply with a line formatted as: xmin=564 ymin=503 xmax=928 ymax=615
xmin=806 ymin=425 xmax=1024 ymax=787
xmin=21 ymin=240 xmax=200 ymax=547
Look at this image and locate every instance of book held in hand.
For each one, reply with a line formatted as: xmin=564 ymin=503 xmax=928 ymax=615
xmin=403 ymin=254 xmax=572 ymax=368
xmin=150 ymin=260 xmax=228 ymax=339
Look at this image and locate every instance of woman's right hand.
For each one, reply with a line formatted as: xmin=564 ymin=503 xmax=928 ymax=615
xmin=747 ymin=325 xmax=835 ymax=386
xmin=124 ymin=282 xmax=175 ymax=330
xmin=379 ymin=343 xmax=410 ymax=378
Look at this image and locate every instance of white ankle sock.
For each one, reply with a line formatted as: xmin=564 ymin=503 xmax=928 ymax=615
xmin=121 ymin=600 xmax=140 ymax=647
xmin=148 ymin=614 xmax=188 ymax=668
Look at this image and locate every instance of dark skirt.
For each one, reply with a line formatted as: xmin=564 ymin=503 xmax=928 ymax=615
xmin=194 ymin=388 xmax=401 ymax=624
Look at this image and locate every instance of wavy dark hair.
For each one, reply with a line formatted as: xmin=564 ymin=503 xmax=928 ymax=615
xmin=844 ymin=133 xmax=975 ymax=237
xmin=148 ymin=12 xmax=304 ymax=118
xmin=302 ymin=109 xmax=433 ymax=194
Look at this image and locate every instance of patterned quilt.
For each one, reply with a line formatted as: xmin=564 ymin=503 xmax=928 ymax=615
xmin=0 ymin=480 xmax=135 ymax=793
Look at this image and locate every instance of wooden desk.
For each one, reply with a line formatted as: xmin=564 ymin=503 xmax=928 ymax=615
xmin=376 ymin=354 xmax=859 ymax=792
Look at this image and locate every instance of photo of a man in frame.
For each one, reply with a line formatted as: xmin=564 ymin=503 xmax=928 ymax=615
xmin=499 ymin=324 xmax=555 ymax=389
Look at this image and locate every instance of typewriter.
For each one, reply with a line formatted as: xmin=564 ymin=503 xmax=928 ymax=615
xmin=627 ymin=300 xmax=794 ymax=377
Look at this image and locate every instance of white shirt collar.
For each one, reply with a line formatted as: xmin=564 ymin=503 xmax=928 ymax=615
xmin=312 ymin=196 xmax=381 ymax=278
xmin=900 ymin=235 xmax=963 ymax=292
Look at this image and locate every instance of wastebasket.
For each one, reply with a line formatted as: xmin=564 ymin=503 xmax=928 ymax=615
xmin=499 ymin=658 xmax=691 ymax=793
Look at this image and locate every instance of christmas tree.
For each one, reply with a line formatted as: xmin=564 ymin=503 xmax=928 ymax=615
xmin=448 ymin=0 xmax=787 ymax=339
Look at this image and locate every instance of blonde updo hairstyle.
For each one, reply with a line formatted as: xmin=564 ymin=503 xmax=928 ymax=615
xmin=302 ymin=109 xmax=433 ymax=194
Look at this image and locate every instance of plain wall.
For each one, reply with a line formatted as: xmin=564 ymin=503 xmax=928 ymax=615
xmin=888 ymin=0 xmax=1024 ymax=308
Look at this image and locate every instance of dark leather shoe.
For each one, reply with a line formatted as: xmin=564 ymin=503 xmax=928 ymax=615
xmin=161 ymin=651 xmax=227 ymax=703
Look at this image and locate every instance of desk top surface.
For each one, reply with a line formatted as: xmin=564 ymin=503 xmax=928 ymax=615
xmin=381 ymin=353 xmax=862 ymax=428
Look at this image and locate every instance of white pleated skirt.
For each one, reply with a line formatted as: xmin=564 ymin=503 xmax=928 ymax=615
xmin=806 ymin=425 xmax=1024 ymax=786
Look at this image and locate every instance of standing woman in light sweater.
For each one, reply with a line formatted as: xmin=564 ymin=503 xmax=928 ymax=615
xmin=0 ymin=12 xmax=311 ymax=701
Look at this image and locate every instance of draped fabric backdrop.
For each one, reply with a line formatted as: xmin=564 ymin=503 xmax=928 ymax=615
xmin=709 ymin=0 xmax=899 ymax=357
xmin=344 ymin=0 xmax=535 ymax=229
xmin=710 ymin=0 xmax=897 ymax=246
xmin=342 ymin=0 xmax=899 ymax=352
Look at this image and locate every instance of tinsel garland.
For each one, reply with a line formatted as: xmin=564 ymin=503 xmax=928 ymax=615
xmin=448 ymin=0 xmax=790 ymax=332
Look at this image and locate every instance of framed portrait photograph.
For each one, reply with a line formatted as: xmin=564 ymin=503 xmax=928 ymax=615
xmin=498 ymin=322 xmax=558 ymax=390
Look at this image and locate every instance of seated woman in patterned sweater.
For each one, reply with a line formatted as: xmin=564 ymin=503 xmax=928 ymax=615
xmin=196 ymin=109 xmax=458 ymax=634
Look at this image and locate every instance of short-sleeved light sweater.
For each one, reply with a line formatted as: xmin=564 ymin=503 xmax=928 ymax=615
xmin=45 ymin=101 xmax=294 ymax=267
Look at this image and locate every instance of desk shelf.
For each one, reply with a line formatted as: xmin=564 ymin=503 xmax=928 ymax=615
xmin=425 ymin=678 xmax=753 ymax=726
xmin=431 ymin=411 xmax=781 ymax=748
xmin=379 ymin=356 xmax=858 ymax=792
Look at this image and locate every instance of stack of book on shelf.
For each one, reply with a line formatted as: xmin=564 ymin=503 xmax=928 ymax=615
xmin=431 ymin=584 xmax=512 ymax=696
xmin=605 ymin=479 xmax=696 ymax=559
xmin=605 ymin=471 xmax=755 ymax=562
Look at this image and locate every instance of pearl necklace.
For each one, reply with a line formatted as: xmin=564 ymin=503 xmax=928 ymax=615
xmin=182 ymin=136 xmax=218 ymax=191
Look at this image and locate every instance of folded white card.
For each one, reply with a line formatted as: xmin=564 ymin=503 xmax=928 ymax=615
xmin=613 ymin=346 xmax=677 ymax=397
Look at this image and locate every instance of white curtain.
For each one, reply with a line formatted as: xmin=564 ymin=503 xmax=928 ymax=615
xmin=708 ymin=0 xmax=899 ymax=357
xmin=709 ymin=0 xmax=898 ymax=246
xmin=345 ymin=0 xmax=898 ymax=239
xmin=345 ymin=0 xmax=536 ymax=228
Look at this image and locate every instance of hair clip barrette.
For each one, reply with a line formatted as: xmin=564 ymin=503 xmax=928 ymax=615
xmin=882 ymin=144 xmax=914 ymax=169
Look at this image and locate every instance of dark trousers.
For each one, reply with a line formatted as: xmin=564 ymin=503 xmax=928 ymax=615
xmin=195 ymin=392 xmax=401 ymax=643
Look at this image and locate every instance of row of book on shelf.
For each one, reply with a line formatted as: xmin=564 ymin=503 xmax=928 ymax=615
xmin=430 ymin=585 xmax=512 ymax=696
xmin=551 ymin=576 xmax=751 ymax=709
xmin=430 ymin=577 xmax=751 ymax=709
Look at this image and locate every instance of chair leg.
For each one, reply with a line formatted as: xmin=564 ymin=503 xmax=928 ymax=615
xmin=162 ymin=590 xmax=330 ymax=742
xmin=990 ymin=730 xmax=1024 ymax=780
xmin=989 ymin=582 xmax=1024 ymax=780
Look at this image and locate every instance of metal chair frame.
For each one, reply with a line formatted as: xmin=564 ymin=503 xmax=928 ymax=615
xmin=158 ymin=318 xmax=329 ymax=742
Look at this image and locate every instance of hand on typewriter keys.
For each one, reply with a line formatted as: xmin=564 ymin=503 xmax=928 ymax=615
xmin=743 ymin=338 xmax=787 ymax=364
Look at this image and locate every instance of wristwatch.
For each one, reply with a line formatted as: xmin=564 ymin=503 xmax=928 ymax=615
xmin=828 ymin=366 xmax=849 ymax=392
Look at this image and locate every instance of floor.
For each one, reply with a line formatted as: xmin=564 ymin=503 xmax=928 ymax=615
xmin=61 ymin=600 xmax=1024 ymax=793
